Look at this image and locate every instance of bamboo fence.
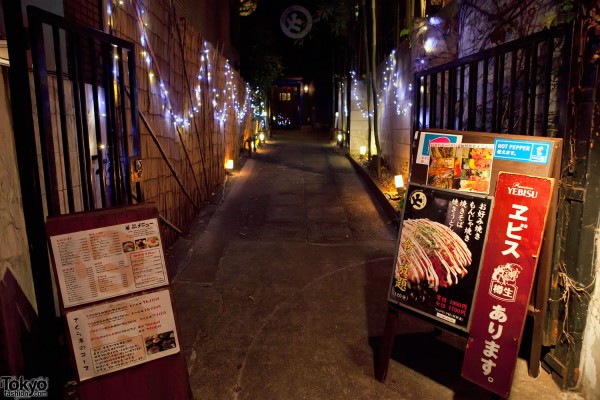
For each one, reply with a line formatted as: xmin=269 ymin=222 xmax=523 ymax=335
xmin=109 ymin=0 xmax=254 ymax=245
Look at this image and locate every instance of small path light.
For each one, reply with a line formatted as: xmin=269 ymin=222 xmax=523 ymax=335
xmin=259 ymin=132 xmax=265 ymax=143
xmin=394 ymin=174 xmax=404 ymax=192
xmin=225 ymin=159 xmax=234 ymax=171
xmin=359 ymin=146 xmax=367 ymax=157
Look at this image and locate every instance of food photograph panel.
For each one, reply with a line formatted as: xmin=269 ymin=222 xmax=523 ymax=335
xmin=388 ymin=183 xmax=493 ymax=331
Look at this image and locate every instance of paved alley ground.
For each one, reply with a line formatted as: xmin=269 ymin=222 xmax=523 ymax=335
xmin=168 ymin=129 xmax=580 ymax=400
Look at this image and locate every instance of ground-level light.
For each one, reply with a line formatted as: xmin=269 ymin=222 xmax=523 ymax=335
xmin=394 ymin=174 xmax=404 ymax=190
xmin=337 ymin=133 xmax=343 ymax=142
xmin=359 ymin=146 xmax=367 ymax=156
xmin=225 ymin=159 xmax=234 ymax=170
xmin=259 ymin=132 xmax=265 ymax=142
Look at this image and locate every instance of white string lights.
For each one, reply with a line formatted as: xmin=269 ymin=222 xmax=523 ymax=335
xmin=350 ymin=49 xmax=412 ymax=119
xmin=108 ymin=0 xmax=251 ymax=132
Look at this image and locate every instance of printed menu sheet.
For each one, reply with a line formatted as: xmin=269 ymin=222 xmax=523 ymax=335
xmin=66 ymin=289 xmax=179 ymax=381
xmin=50 ymin=219 xmax=168 ymax=308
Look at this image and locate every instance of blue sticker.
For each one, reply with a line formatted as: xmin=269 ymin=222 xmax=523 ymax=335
xmin=493 ymin=139 xmax=552 ymax=164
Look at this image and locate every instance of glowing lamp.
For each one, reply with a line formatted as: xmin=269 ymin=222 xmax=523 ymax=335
xmin=304 ymin=85 xmax=309 ymax=94
xmin=225 ymin=159 xmax=234 ymax=170
xmin=394 ymin=174 xmax=404 ymax=189
xmin=337 ymin=133 xmax=343 ymax=142
xmin=359 ymin=146 xmax=367 ymax=156
xmin=259 ymin=132 xmax=265 ymax=142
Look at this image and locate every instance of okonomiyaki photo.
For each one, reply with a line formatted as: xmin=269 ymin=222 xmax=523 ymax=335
xmin=395 ymin=218 xmax=472 ymax=291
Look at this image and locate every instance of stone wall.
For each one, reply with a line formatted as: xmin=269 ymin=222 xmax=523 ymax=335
xmin=458 ymin=0 xmax=559 ymax=57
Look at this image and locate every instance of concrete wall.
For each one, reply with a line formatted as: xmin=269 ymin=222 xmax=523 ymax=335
xmin=349 ymin=45 xmax=412 ymax=183
xmin=0 ymin=65 xmax=40 ymax=375
xmin=348 ymin=79 xmax=371 ymax=158
xmin=377 ymin=45 xmax=413 ymax=182
xmin=0 ymin=68 xmax=36 ymax=311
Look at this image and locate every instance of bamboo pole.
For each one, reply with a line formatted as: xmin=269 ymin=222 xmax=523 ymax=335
xmin=171 ymin=2 xmax=211 ymax=197
xmin=138 ymin=108 xmax=200 ymax=210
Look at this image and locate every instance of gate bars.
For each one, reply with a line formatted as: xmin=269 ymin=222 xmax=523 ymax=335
xmin=413 ymin=24 xmax=571 ymax=139
xmin=27 ymin=6 xmax=141 ymax=216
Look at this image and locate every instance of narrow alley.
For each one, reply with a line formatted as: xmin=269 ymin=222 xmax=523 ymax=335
xmin=168 ymin=129 xmax=575 ymax=400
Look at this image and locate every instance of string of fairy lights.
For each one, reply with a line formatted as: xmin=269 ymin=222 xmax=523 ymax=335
xmin=350 ymin=49 xmax=412 ymax=119
xmin=107 ymin=0 xmax=251 ymax=132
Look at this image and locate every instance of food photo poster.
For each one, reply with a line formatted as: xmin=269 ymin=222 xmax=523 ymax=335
xmin=427 ymin=143 xmax=494 ymax=194
xmin=388 ymin=184 xmax=493 ymax=331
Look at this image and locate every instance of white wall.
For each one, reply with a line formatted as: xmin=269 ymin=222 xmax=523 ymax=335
xmin=348 ymin=79 xmax=371 ymax=157
xmin=579 ymin=223 xmax=600 ymax=399
xmin=348 ymin=45 xmax=413 ymax=184
xmin=377 ymin=45 xmax=412 ymax=182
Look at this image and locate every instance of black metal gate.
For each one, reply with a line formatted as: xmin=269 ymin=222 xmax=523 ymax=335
xmin=412 ymin=24 xmax=571 ymax=137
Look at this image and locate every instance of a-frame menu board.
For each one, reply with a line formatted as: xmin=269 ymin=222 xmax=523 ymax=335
xmin=46 ymin=203 xmax=191 ymax=400
xmin=377 ymin=129 xmax=562 ymax=398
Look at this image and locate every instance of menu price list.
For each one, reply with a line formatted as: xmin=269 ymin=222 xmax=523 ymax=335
xmin=67 ymin=289 xmax=180 ymax=381
xmin=50 ymin=219 xmax=168 ymax=308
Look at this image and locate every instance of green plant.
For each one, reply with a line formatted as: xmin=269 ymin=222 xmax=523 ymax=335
xmin=545 ymin=0 xmax=576 ymax=28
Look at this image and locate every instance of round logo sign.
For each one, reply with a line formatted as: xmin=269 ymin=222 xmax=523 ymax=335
xmin=409 ymin=190 xmax=427 ymax=210
xmin=280 ymin=5 xmax=312 ymax=39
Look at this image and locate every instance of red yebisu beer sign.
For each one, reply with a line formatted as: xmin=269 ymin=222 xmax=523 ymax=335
xmin=461 ymin=172 xmax=554 ymax=398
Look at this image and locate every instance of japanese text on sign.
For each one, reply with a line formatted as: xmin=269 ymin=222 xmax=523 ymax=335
xmin=49 ymin=218 xmax=168 ymax=308
xmin=389 ymin=184 xmax=493 ymax=331
xmin=493 ymin=139 xmax=552 ymax=164
xmin=66 ymin=289 xmax=180 ymax=381
xmin=448 ymin=199 xmax=488 ymax=243
xmin=462 ymin=173 xmax=553 ymax=398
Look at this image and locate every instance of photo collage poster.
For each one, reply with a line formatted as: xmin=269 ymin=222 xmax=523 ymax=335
xmin=427 ymin=143 xmax=495 ymax=194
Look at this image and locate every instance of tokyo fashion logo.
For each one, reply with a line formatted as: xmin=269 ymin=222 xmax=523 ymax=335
xmin=0 ymin=376 xmax=49 ymax=398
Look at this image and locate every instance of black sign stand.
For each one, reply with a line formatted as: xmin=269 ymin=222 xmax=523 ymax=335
xmin=375 ymin=304 xmax=470 ymax=383
xmin=375 ymin=307 xmax=400 ymax=381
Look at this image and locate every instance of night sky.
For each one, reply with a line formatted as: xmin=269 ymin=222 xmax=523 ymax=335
xmin=240 ymin=0 xmax=341 ymax=125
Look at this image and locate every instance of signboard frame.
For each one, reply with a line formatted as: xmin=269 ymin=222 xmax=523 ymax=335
xmin=388 ymin=183 xmax=493 ymax=332
xmin=45 ymin=204 xmax=191 ymax=399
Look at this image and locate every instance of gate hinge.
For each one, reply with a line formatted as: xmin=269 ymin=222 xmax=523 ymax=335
xmin=563 ymin=186 xmax=585 ymax=202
